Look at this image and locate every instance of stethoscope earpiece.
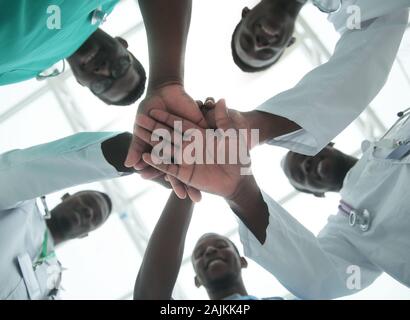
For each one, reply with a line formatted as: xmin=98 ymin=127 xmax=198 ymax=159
xmin=397 ymin=108 xmax=410 ymax=118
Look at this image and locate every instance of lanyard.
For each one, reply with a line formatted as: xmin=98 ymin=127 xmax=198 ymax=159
xmin=33 ymin=230 xmax=56 ymax=269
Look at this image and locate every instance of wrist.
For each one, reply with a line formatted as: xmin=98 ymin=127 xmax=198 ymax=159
xmin=242 ymin=110 xmax=277 ymax=145
xmin=243 ymin=110 xmax=300 ymax=145
xmin=102 ymin=132 xmax=135 ymax=173
xmin=226 ymin=175 xmax=269 ymax=244
xmin=147 ymin=78 xmax=184 ymax=96
xmin=286 ymin=0 xmax=306 ymax=17
xmin=226 ymin=174 xmax=256 ymax=202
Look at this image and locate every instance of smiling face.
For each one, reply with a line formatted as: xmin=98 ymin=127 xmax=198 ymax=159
xmin=192 ymin=234 xmax=245 ymax=289
xmin=67 ymin=28 xmax=146 ymax=105
xmin=50 ymin=191 xmax=112 ymax=240
xmin=283 ymin=145 xmax=354 ymax=197
xmin=231 ymin=1 xmax=297 ymax=72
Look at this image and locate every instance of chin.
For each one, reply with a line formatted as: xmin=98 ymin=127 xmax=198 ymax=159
xmin=207 ymin=272 xmax=236 ymax=287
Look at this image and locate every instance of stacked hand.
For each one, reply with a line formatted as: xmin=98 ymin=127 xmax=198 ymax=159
xmin=133 ymin=98 xmax=253 ymax=200
xmin=125 ymin=84 xmax=208 ymax=202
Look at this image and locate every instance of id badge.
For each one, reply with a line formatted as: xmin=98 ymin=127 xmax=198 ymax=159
xmin=386 ymin=143 xmax=410 ymax=160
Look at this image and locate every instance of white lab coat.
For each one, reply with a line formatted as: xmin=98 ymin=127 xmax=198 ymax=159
xmin=239 ymin=115 xmax=410 ymax=299
xmin=258 ymin=0 xmax=410 ymax=156
xmin=237 ymin=1 xmax=410 ymax=299
xmin=0 ymin=132 xmax=123 ymax=299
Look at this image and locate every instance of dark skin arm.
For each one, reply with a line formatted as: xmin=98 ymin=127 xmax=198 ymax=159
xmin=133 ymin=191 xmax=194 ymax=300
xmin=137 ymin=0 xmax=192 ymax=92
xmin=243 ymin=110 xmax=301 ymax=146
xmin=126 ymin=0 xmax=205 ymax=201
xmin=101 ymin=132 xmax=171 ymax=189
xmin=226 ymin=175 xmax=270 ymax=244
xmin=136 ymin=100 xmax=272 ymax=244
xmin=200 ymin=101 xmax=301 ymax=149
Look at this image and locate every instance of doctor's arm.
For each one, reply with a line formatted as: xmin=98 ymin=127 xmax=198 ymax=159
xmin=133 ymin=191 xmax=194 ymax=300
xmin=0 ymin=132 xmax=153 ymax=210
xmin=136 ymin=100 xmax=382 ymax=299
xmin=222 ymin=9 xmax=409 ymax=156
xmin=126 ymin=0 xmax=206 ymax=171
xmin=228 ymin=176 xmax=382 ymax=299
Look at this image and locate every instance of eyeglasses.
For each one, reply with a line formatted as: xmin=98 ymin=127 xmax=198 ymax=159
xmin=36 ymin=60 xmax=66 ymax=81
xmin=90 ymin=55 xmax=131 ymax=95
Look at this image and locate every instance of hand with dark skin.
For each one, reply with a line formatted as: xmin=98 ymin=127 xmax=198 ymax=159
xmin=136 ymin=100 xmax=270 ymax=243
xmin=125 ymin=0 xmax=206 ymax=201
xmin=199 ymin=97 xmax=301 ymax=147
xmin=137 ymin=100 xmax=250 ymax=198
xmin=134 ymin=192 xmax=194 ymax=300
xmin=101 ymin=132 xmax=172 ymax=189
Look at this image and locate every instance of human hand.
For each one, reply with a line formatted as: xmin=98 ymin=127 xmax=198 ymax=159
xmin=135 ymin=99 xmax=253 ymax=199
xmin=197 ymin=97 xmax=259 ymax=150
xmin=125 ymin=84 xmax=206 ymax=201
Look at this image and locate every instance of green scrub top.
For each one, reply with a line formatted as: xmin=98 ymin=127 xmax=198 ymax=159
xmin=0 ymin=0 xmax=119 ymax=85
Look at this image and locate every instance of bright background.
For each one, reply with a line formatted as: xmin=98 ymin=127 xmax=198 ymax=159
xmin=0 ymin=0 xmax=409 ymax=300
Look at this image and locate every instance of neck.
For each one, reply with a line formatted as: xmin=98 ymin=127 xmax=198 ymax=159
xmin=46 ymin=217 xmax=65 ymax=246
xmin=206 ymin=278 xmax=248 ymax=300
xmin=266 ymin=0 xmax=305 ymax=18
xmin=347 ymin=155 xmax=359 ymax=168
xmin=335 ymin=155 xmax=359 ymax=191
xmin=344 ymin=154 xmax=359 ymax=173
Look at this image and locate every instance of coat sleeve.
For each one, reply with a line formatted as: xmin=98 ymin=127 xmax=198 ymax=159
xmin=257 ymin=9 xmax=408 ymax=155
xmin=0 ymin=132 xmax=124 ymax=210
xmin=238 ymin=190 xmax=382 ymax=299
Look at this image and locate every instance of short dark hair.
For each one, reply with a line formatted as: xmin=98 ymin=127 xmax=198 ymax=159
xmin=231 ymin=21 xmax=283 ymax=73
xmin=99 ymin=53 xmax=147 ymax=106
xmin=99 ymin=192 xmax=113 ymax=214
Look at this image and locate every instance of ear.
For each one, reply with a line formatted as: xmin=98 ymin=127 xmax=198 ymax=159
xmin=116 ymin=37 xmax=128 ymax=49
xmin=61 ymin=193 xmax=71 ymax=201
xmin=287 ymin=36 xmax=296 ymax=47
xmin=240 ymin=257 xmax=248 ymax=269
xmin=314 ymin=193 xmax=325 ymax=198
xmin=194 ymin=275 xmax=202 ymax=288
xmin=242 ymin=7 xmax=250 ymax=18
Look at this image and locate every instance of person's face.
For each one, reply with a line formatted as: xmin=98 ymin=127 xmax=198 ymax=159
xmin=192 ymin=234 xmax=245 ymax=289
xmin=233 ymin=2 xmax=296 ymax=69
xmin=68 ymin=29 xmax=143 ymax=104
xmin=283 ymin=145 xmax=349 ymax=196
xmin=50 ymin=191 xmax=112 ymax=240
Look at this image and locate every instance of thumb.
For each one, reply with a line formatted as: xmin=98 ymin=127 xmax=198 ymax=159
xmin=214 ymin=99 xmax=231 ymax=131
xmin=124 ymin=136 xmax=144 ymax=168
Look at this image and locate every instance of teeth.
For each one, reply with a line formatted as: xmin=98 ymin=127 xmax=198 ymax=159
xmin=261 ymin=24 xmax=276 ymax=37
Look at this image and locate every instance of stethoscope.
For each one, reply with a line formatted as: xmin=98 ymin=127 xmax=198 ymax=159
xmin=379 ymin=107 xmax=410 ymax=141
xmin=312 ymin=0 xmax=342 ymax=14
xmin=339 ymin=107 xmax=410 ymax=233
